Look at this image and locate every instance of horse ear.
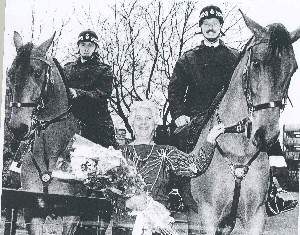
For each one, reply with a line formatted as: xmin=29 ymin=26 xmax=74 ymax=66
xmin=13 ymin=31 xmax=23 ymax=51
xmin=37 ymin=32 xmax=56 ymax=53
xmin=239 ymin=10 xmax=268 ymax=38
xmin=290 ymin=27 xmax=300 ymax=43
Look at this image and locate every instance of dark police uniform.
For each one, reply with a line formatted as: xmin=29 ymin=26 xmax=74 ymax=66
xmin=64 ymin=29 xmax=116 ymax=235
xmin=168 ymin=40 xmax=238 ymax=154
xmin=168 ymin=40 xmax=238 ymax=122
xmin=64 ymin=56 xmax=117 ymax=148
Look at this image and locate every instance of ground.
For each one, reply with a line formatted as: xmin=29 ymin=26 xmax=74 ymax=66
xmin=0 ymin=193 xmax=298 ymax=234
xmin=232 ymin=192 xmax=299 ymax=235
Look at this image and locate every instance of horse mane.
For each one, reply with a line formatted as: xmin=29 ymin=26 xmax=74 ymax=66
xmin=9 ymin=43 xmax=34 ymax=90
xmin=235 ymin=25 xmax=294 ymax=99
xmin=267 ymin=23 xmax=292 ymax=59
xmin=237 ymin=24 xmax=292 ymax=63
xmin=52 ymin=57 xmax=72 ymax=102
xmin=233 ymin=36 xmax=254 ymax=68
xmin=268 ymin=24 xmax=295 ymax=101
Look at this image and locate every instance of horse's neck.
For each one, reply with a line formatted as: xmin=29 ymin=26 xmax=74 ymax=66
xmin=192 ymin=58 xmax=249 ymax=156
xmin=39 ymin=62 xmax=69 ymax=120
xmin=215 ymin=50 xmax=255 ymax=158
xmin=219 ymin=52 xmax=249 ymax=126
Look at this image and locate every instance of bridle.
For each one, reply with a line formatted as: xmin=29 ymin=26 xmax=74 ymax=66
xmin=9 ymin=56 xmax=72 ymax=191
xmin=218 ymin=37 xmax=288 ymax=137
xmin=242 ymin=38 xmax=287 ymax=116
xmin=9 ymin=56 xmax=53 ymax=111
xmin=9 ymin=56 xmax=72 ymax=136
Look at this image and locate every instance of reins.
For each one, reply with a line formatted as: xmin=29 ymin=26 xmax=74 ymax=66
xmin=9 ymin=56 xmax=72 ymax=193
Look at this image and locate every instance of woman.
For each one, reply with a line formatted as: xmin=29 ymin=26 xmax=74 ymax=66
xmin=112 ymin=100 xmax=225 ymax=234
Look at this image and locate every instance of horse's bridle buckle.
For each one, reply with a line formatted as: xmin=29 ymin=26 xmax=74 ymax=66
xmin=230 ymin=165 xmax=249 ymax=181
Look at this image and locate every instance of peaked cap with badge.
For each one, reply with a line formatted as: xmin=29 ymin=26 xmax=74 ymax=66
xmin=77 ymin=29 xmax=99 ymax=46
xmin=199 ymin=5 xmax=224 ymax=26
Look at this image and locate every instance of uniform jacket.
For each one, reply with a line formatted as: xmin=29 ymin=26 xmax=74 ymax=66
xmin=63 ymin=56 xmax=115 ymax=124
xmin=168 ymin=40 xmax=239 ymax=120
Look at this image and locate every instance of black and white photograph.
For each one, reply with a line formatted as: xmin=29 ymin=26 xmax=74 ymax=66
xmin=0 ymin=0 xmax=299 ymax=234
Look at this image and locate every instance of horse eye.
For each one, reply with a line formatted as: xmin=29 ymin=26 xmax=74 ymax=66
xmin=252 ymin=60 xmax=260 ymax=69
xmin=35 ymin=69 xmax=43 ymax=77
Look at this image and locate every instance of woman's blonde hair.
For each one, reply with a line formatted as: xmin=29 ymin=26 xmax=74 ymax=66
xmin=128 ymin=100 xmax=160 ymax=128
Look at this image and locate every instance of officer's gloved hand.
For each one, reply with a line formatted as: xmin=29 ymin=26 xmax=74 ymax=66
xmin=69 ymin=88 xmax=78 ymax=99
xmin=175 ymin=115 xmax=190 ymax=127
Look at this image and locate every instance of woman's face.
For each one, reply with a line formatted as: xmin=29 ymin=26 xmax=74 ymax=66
xmin=133 ymin=107 xmax=156 ymax=141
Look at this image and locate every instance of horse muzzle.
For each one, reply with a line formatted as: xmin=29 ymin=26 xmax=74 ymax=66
xmin=252 ymin=126 xmax=280 ymax=151
xmin=9 ymin=123 xmax=30 ymax=141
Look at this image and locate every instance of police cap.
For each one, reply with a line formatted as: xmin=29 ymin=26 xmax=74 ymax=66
xmin=199 ymin=5 xmax=224 ymax=26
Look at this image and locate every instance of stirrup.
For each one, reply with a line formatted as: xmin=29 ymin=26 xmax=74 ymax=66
xmin=267 ymin=196 xmax=298 ymax=216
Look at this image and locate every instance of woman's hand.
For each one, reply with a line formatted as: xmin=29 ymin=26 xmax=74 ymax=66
xmin=207 ymin=123 xmax=225 ymax=144
xmin=175 ymin=115 xmax=190 ymax=127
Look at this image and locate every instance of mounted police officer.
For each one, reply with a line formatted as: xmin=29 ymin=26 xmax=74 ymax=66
xmin=168 ymin=6 xmax=297 ymax=234
xmin=168 ymin=5 xmax=238 ymax=153
xmin=168 ymin=5 xmax=239 ymax=235
xmin=64 ymin=29 xmax=117 ymax=149
xmin=64 ymin=29 xmax=116 ymax=235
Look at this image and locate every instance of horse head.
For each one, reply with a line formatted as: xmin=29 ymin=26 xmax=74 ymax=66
xmin=7 ymin=31 xmax=67 ymax=141
xmin=240 ymin=11 xmax=300 ymax=150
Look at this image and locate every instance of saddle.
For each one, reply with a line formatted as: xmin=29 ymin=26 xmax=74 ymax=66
xmin=172 ymin=88 xmax=226 ymax=153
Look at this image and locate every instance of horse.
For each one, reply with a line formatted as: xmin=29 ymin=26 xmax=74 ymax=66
xmin=189 ymin=11 xmax=300 ymax=235
xmin=6 ymin=31 xmax=82 ymax=234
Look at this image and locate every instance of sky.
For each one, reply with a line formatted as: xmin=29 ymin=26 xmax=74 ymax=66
xmin=1 ymin=0 xmax=300 ymax=131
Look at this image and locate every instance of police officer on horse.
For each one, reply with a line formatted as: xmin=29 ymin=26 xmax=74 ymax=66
xmin=64 ymin=29 xmax=117 ymax=149
xmin=63 ymin=29 xmax=117 ymax=235
xmin=168 ymin=5 xmax=238 ymax=153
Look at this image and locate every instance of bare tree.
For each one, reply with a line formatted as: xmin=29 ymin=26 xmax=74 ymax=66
xmin=58 ymin=0 xmax=247 ymax=138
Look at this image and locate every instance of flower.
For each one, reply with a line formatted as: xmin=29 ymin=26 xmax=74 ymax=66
xmin=84 ymin=162 xmax=146 ymax=200
xmin=54 ymin=134 xmax=146 ymax=200
xmin=53 ymin=134 xmax=179 ymax=234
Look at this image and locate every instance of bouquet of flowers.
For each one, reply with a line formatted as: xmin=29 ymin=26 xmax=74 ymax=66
xmin=52 ymin=134 xmax=178 ymax=235
xmin=52 ymin=134 xmax=146 ymax=198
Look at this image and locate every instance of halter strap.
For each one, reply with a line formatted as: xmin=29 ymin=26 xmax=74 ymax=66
xmin=9 ymin=102 xmax=37 ymax=108
xmin=242 ymin=39 xmax=286 ymax=114
xmin=252 ymin=100 xmax=284 ymax=111
xmin=9 ymin=56 xmax=52 ymax=110
xmin=30 ymin=56 xmax=52 ymax=66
